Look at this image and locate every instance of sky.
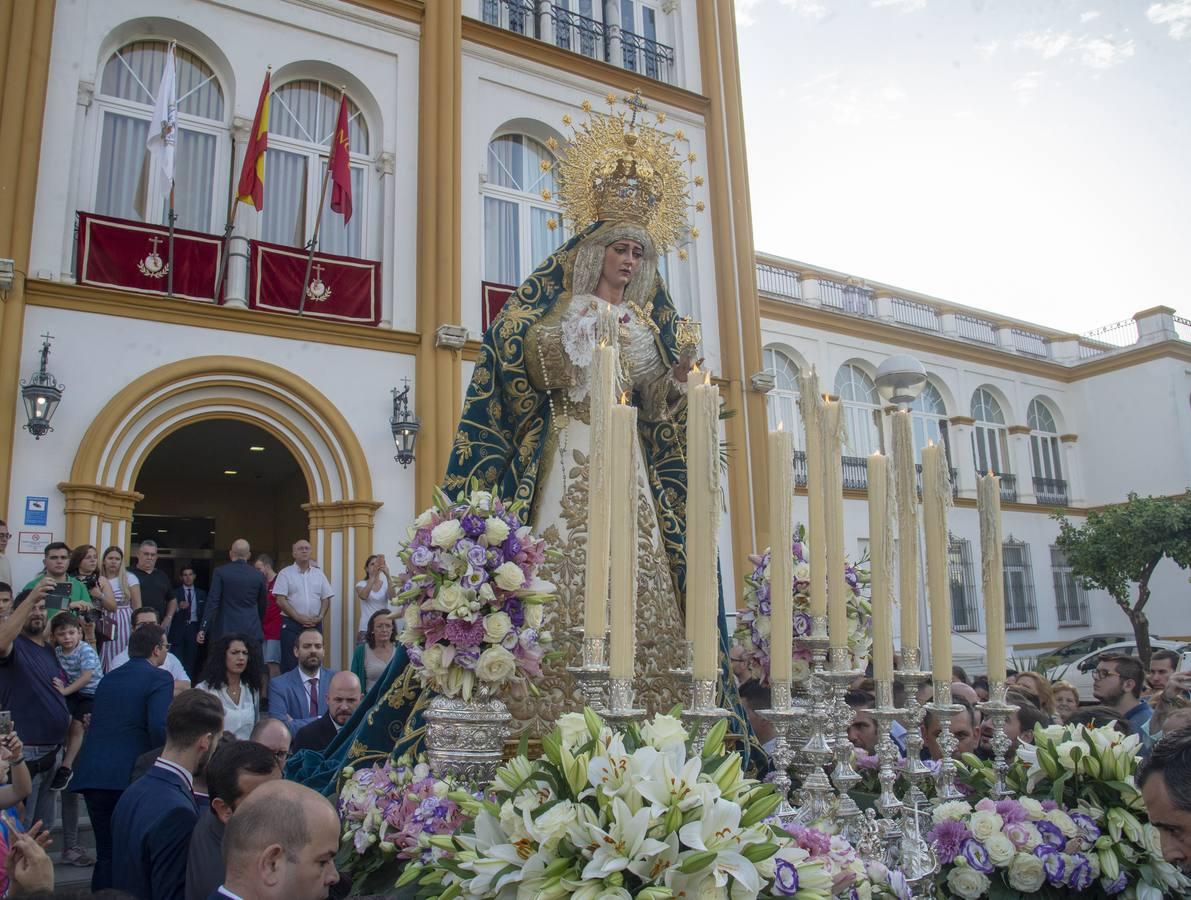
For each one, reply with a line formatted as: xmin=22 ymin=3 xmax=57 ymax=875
xmin=733 ymin=0 xmax=1191 ymax=333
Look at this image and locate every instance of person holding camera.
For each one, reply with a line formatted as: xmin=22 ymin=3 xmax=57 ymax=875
xmin=67 ymin=545 xmax=116 ymax=651
xmin=21 ymin=544 xmax=90 ymax=623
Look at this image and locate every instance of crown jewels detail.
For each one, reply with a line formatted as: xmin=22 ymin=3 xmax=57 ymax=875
xmin=553 ymin=91 xmax=701 ymax=254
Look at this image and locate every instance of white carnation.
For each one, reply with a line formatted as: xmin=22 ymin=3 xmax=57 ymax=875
xmin=932 ymin=800 xmax=973 ymax=824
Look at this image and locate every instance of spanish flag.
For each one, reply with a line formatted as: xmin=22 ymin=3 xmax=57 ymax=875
xmin=236 ymin=68 xmax=270 ymax=210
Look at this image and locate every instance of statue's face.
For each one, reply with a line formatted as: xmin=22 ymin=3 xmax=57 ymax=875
xmin=600 ymin=239 xmax=645 ymax=291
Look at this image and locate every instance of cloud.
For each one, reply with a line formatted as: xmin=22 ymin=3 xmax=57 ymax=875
xmin=779 ymin=0 xmax=828 ymax=20
xmin=1080 ymin=11 xmax=1102 ymax=23
xmin=871 ymin=0 xmax=927 ymax=10
xmin=1014 ymin=29 xmax=1135 ymax=68
xmin=976 ymin=39 xmax=1001 ymax=59
xmin=1011 ymin=70 xmax=1045 ymax=104
xmin=1147 ymin=1 xmax=1191 ymax=39
xmin=879 ymin=83 xmax=908 ymax=102
xmin=736 ymin=0 xmax=763 ymax=27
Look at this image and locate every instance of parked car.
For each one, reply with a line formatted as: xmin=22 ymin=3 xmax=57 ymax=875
xmin=1042 ymin=640 xmax=1187 ymax=699
xmin=1027 ymin=633 xmax=1133 ymax=670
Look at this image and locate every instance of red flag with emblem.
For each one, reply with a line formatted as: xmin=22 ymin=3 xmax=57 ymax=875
xmin=328 ymin=94 xmax=352 ymax=223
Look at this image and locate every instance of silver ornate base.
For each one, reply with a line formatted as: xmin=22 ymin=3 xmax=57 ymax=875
xmin=682 ymin=678 xmax=730 ymax=756
xmin=603 ymin=678 xmax=646 ymax=730
xmin=977 ymin=680 xmax=1019 ymax=799
xmin=567 ymin=634 xmax=610 ymax=712
xmin=424 ymin=691 xmax=512 ymax=785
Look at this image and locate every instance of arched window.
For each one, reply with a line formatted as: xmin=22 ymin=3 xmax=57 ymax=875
xmin=910 ymin=381 xmax=948 ymax=463
xmin=262 ymin=79 xmax=370 ymax=257
xmin=94 ymin=40 xmax=226 ymax=230
xmin=483 ymin=134 xmax=561 ymax=286
xmin=971 ymin=388 xmax=1011 ymax=474
xmin=761 ymin=347 xmax=801 ymax=443
xmin=834 ymin=363 xmax=880 ymax=456
xmin=1028 ymin=399 xmax=1064 ymax=483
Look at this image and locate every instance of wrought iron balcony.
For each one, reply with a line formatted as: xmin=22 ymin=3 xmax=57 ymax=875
xmin=915 ymin=463 xmax=960 ymax=499
xmin=1033 ymin=477 xmax=1068 ymax=506
xmin=841 ymin=455 xmax=869 ymax=491
xmin=482 ymin=0 xmax=537 ymax=36
xmin=793 ymin=450 xmax=808 ymax=487
xmin=618 ymin=28 xmax=676 ymax=84
xmin=550 ymin=4 xmax=605 ymax=60
xmin=975 ymin=469 xmax=1017 ymax=503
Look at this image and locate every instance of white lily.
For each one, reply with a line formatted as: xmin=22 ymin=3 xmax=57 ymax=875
xmin=677 ymin=798 xmax=765 ymax=898
xmin=588 ymin=740 xmax=657 ymax=801
xmin=459 ymin=810 xmax=537 ymax=897
xmin=637 ymin=745 xmax=719 ymax=816
xmin=580 ymin=798 xmax=671 ymax=880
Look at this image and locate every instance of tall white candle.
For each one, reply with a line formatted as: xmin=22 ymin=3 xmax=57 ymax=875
xmin=922 ymin=442 xmax=952 ymax=681
xmin=890 ymin=410 xmax=920 ymax=656
xmin=867 ymin=452 xmax=893 ymax=684
xmin=583 ymin=335 xmax=617 ymax=639
xmin=687 ymin=368 xmax=721 ymax=681
xmin=821 ymin=399 xmax=847 ymax=648
xmin=796 ymin=370 xmax=827 ymax=622
xmin=768 ymin=426 xmax=795 ymax=684
xmin=608 ymin=395 xmax=639 ymax=681
xmin=978 ymin=472 xmax=1006 ymax=684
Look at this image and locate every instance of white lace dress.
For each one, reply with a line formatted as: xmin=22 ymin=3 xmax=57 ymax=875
xmin=511 ymin=293 xmax=687 ymax=736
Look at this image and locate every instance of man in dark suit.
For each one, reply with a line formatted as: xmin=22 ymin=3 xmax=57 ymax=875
xmin=185 ymin=739 xmax=280 ymax=900
xmin=72 ymin=623 xmax=174 ymax=891
xmin=198 ymin=539 xmax=267 ymax=649
xmin=266 ymin=628 xmax=334 ymax=736
xmin=214 ymin=780 xmax=340 ymax=900
xmin=172 ymin=566 xmax=207 ymax=678
xmin=112 ymin=689 xmax=225 ymax=900
xmin=292 ymin=671 xmax=362 ymax=753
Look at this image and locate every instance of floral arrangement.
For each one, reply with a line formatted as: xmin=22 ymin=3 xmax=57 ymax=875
xmin=395 ymin=486 xmax=557 ymax=699
xmin=782 ymin=822 xmax=911 ymax=900
xmin=336 ymin=754 xmax=467 ymax=894
xmin=733 ymin=525 xmax=873 ymax=685
xmin=395 ymin=708 xmax=904 ymax=899
xmin=949 ymin=722 xmax=1190 ymax=899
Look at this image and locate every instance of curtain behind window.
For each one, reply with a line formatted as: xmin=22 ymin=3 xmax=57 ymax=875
xmin=484 ymin=196 xmax=519 ymax=284
xmin=319 ymin=165 xmax=364 ymax=257
xmin=96 ymin=114 xmax=149 ymax=221
xmin=262 ymin=148 xmax=309 ymax=247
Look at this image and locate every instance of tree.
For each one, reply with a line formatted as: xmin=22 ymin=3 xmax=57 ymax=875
xmin=1054 ymin=492 xmax=1191 ymax=669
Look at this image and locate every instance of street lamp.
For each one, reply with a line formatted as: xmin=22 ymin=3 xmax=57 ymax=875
xmin=390 ymin=379 xmax=420 ymax=468
xmin=874 ymin=353 xmax=927 ymax=410
xmin=21 ymin=333 xmax=64 ymax=439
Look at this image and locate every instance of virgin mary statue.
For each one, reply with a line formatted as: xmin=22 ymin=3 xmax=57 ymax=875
xmin=289 ymin=98 xmax=753 ymax=793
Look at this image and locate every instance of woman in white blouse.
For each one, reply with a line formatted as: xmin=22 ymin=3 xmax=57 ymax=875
xmin=194 ymin=634 xmax=266 ymax=739
xmin=354 ymin=555 xmax=396 ymax=643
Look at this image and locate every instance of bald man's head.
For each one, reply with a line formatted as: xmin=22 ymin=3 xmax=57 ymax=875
xmin=230 ymin=539 xmax=252 ymax=561
xmin=249 ymin=716 xmax=292 ymax=758
xmin=327 ymin=671 xmax=362 ymax=726
xmin=224 ymin=780 xmax=339 ymax=900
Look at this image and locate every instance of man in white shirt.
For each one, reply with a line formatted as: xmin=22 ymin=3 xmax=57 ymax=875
xmin=110 ymin=607 xmax=191 ymax=693
xmin=272 ymin=539 xmax=334 ymax=675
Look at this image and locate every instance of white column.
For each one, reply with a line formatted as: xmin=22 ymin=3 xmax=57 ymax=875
xmin=224 ymin=117 xmax=253 ymax=308
xmin=947 ymin=416 xmax=978 ymax=500
xmin=62 ymin=81 xmax=95 ymax=278
xmin=377 ymin=152 xmax=396 ymax=328
xmin=1060 ymin=435 xmax=1084 ymax=506
xmin=939 ymin=311 xmax=959 ymax=338
xmin=605 ymin=0 xmax=623 ymax=69
xmin=539 ymin=1 xmax=556 ymax=45
xmin=1133 ymin=306 xmax=1179 ymax=345
xmin=874 ymin=291 xmax=895 ymax=323
xmin=996 ymin=326 xmax=1016 ymax=353
xmin=798 ymin=273 xmax=822 ymax=307
xmin=1008 ymin=426 xmax=1036 ymax=504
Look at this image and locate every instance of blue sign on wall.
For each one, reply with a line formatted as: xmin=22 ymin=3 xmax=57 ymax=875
xmin=24 ymin=497 xmax=48 ymax=527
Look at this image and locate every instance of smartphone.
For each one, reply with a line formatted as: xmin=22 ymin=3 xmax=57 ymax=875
xmin=0 ymin=711 xmax=10 ymax=737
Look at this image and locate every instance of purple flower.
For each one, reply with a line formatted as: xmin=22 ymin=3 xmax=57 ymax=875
xmin=1102 ymin=872 xmax=1128 ymax=895
xmin=1036 ymin=821 xmax=1065 ymax=850
xmin=886 ymin=870 xmax=911 ymax=900
xmin=1041 ymin=800 xmax=1058 ymax=812
xmin=793 ymin=612 xmax=812 ymax=637
xmin=1038 ymin=849 xmax=1065 ymax=885
xmin=758 ymin=597 xmax=772 ymax=616
xmin=995 ymin=799 xmax=1028 ymax=824
xmin=467 ymin=545 xmax=488 ymax=567
xmin=845 ymin=568 xmax=858 ymax=587
xmin=926 ymin=820 xmax=971 ymax=866
xmin=1070 ymin=812 xmax=1101 ymax=845
xmin=410 ymin=546 xmax=434 ymax=568
xmin=791 ymin=540 xmax=805 ymax=562
xmin=503 ymin=534 xmax=522 ymax=557
xmin=755 ymin=581 xmax=771 ymax=604
xmin=773 ymin=859 xmax=800 ymax=895
xmin=463 ymin=566 xmax=488 ymax=589
xmin=486 ymin=547 xmax=505 ymax=568
xmin=962 ymin=839 xmax=994 ymax=874
xmin=461 ymin=514 xmax=485 ymax=537
xmin=504 ymin=597 xmax=525 ymax=628
xmin=1067 ymin=856 xmax=1093 ymax=891
xmin=453 ymin=649 xmax=478 ymax=670
xmin=444 ymin=617 xmax=485 ymax=648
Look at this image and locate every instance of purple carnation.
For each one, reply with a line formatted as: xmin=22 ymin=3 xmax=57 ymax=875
xmin=926 ymin=820 xmax=971 ymax=866
xmin=995 ymin=799 xmax=1028 ymax=824
xmin=1102 ymin=872 xmax=1128 ymax=895
xmin=1036 ymin=821 xmax=1065 ymax=850
xmin=409 ymin=546 xmax=434 ymax=568
xmin=962 ymin=839 xmax=994 ymax=874
xmin=444 ymin=617 xmax=485 ymax=648
xmin=461 ymin=514 xmax=486 ymax=537
xmin=773 ymin=859 xmax=800 ymax=895
xmin=1067 ymin=857 xmax=1093 ymax=891
xmin=1038 ymin=850 xmax=1065 ymax=885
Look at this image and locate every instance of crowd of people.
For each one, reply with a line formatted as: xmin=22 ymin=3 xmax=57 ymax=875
xmin=0 ymin=526 xmax=400 ymax=898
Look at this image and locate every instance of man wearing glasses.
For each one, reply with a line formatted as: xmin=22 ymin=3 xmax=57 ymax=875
xmin=22 ymin=543 xmax=90 ymax=620
xmin=1093 ymin=653 xmax=1154 ymax=736
xmin=249 ymin=716 xmax=292 ymax=770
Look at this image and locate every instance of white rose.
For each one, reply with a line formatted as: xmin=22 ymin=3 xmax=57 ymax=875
xmin=1008 ymin=852 xmax=1046 ymax=893
xmin=793 ymin=562 xmax=811 ymax=582
xmin=790 ymin=658 xmax=811 ymax=682
xmin=483 ymin=612 xmax=512 ymax=644
xmin=932 ymin=800 xmax=973 ymax=824
xmin=469 ymin=490 xmax=493 ymax=512
xmin=524 ymin=603 xmax=544 ymax=629
xmin=420 ymin=645 xmax=449 ymax=678
xmin=756 ymin=616 xmax=772 ymax=638
xmin=946 ymin=865 xmax=990 ymax=900
xmin=493 ymin=561 xmax=527 ymax=591
xmin=986 ymin=833 xmax=1016 ymax=867
xmin=484 ymin=517 xmax=511 ymax=545
xmin=968 ymin=810 xmax=1005 ymax=842
xmin=556 ymin=713 xmax=590 ymax=750
xmin=1019 ymin=798 xmax=1045 ymax=819
xmin=1046 ymin=809 xmax=1077 ymax=838
xmin=641 ymin=714 xmax=688 ymax=750
xmin=414 ymin=508 xmax=434 ymax=528
xmin=476 ymin=645 xmax=518 ymax=683
xmin=431 ymin=519 xmax=464 ymax=549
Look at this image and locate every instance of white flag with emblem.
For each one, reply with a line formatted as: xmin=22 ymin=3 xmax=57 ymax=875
xmin=145 ymin=42 xmax=178 ymax=205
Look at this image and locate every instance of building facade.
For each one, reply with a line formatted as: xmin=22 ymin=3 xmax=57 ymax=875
xmin=0 ymin=0 xmax=1186 ymax=670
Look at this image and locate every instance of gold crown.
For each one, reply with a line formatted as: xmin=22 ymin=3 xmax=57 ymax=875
xmin=551 ymin=92 xmax=702 ymax=254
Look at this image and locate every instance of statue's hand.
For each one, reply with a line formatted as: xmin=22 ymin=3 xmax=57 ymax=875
xmin=671 ymin=354 xmax=704 ymax=382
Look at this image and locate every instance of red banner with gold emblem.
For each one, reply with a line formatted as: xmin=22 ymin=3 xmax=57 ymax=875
xmin=482 ymin=281 xmax=515 ymax=331
xmin=247 ymin=239 xmax=381 ymax=325
xmin=75 ymin=212 xmax=224 ymax=302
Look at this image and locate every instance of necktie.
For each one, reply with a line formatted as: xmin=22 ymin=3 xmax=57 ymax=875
xmin=188 ymin=588 xmax=196 ymax=623
xmin=308 ymin=677 xmax=319 ymax=717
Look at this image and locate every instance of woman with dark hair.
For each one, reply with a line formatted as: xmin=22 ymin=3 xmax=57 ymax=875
xmin=354 ymin=555 xmax=396 ymax=645
xmin=98 ymin=545 xmax=141 ymax=672
xmin=350 ymin=610 xmax=397 ymax=692
xmin=194 ymin=634 xmax=266 ymax=739
xmin=67 ymin=544 xmax=116 ymax=649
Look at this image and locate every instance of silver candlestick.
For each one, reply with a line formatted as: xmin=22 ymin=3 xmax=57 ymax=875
xmin=791 ymin=619 xmax=836 ymax=824
xmin=760 ymin=680 xmax=799 ymax=826
xmin=894 ymin=650 xmax=933 ymax=808
xmin=668 ymin=638 xmax=694 ymax=680
xmin=977 ymin=680 xmax=1018 ymax=799
xmin=926 ymin=679 xmax=964 ymax=802
xmin=682 ymin=678 xmax=731 ymax=756
xmin=567 ymin=631 xmax=610 ymax=712
xmin=823 ymin=646 xmax=863 ymax=835
xmin=870 ymin=679 xmax=905 ymax=820
xmin=603 ymin=678 xmax=645 ymax=730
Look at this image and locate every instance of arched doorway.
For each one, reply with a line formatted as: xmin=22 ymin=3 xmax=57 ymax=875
xmin=57 ymin=356 xmax=382 ymax=667
xmin=131 ymin=419 xmax=308 ymax=585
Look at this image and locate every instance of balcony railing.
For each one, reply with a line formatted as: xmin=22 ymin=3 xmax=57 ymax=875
xmin=482 ymin=0 xmax=537 ymax=36
xmin=956 ymin=313 xmax=997 ymax=344
xmin=915 ymin=463 xmax=960 ymax=499
xmin=1033 ymin=477 xmax=1068 ymax=506
xmin=987 ymin=471 xmax=1017 ymax=502
xmin=618 ymin=28 xmax=675 ymax=84
xmin=819 ymin=280 xmax=876 ymax=317
xmin=793 ymin=450 xmax=808 ymax=487
xmin=550 ymin=4 xmax=605 ymax=60
xmin=756 ymin=262 xmax=802 ymax=301
xmin=893 ymin=297 xmax=941 ymax=331
xmin=842 ymin=455 xmax=869 ymax=491
xmin=1012 ymin=329 xmax=1048 ymax=357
